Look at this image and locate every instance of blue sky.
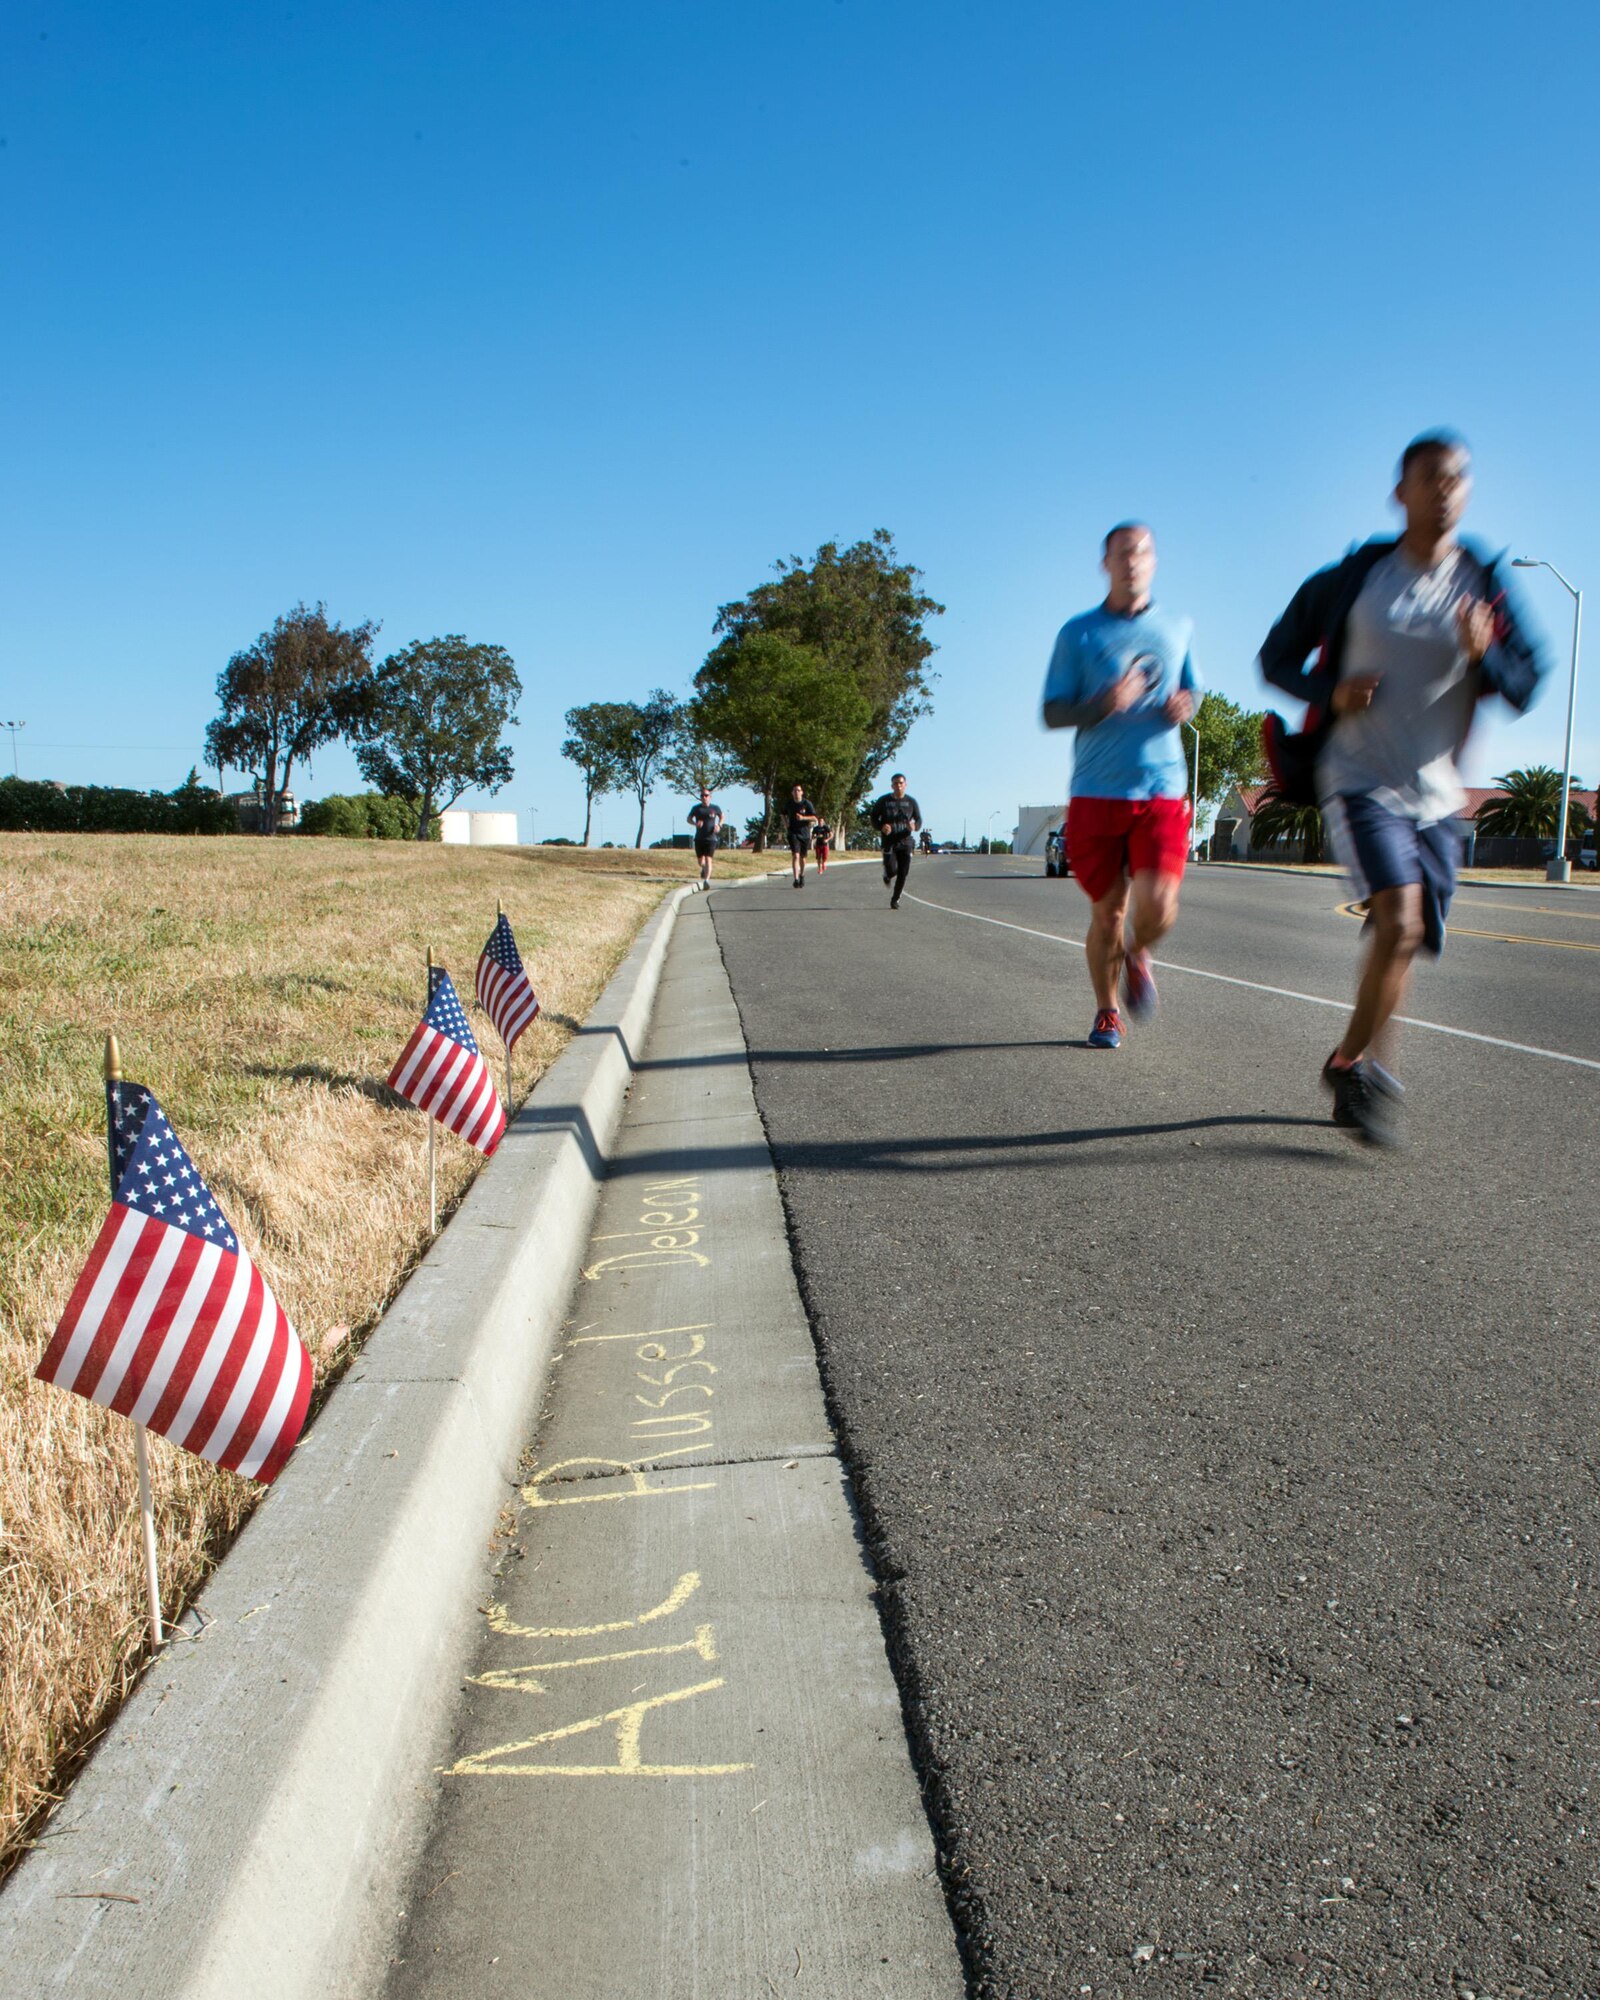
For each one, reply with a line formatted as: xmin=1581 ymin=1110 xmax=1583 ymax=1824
xmin=4 ymin=0 xmax=1596 ymax=844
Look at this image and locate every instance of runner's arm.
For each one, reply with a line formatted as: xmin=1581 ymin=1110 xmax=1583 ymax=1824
xmin=1164 ymin=643 xmax=1202 ymax=724
xmin=1257 ymin=562 xmax=1346 ymax=708
xmin=1041 ymin=624 xmax=1103 ymax=729
xmin=1477 ymin=559 xmax=1550 ymax=715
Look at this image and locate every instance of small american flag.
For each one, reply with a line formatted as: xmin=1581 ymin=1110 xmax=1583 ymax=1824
xmin=35 ymin=1083 xmax=313 ymax=1484
xmin=387 ymin=967 xmax=506 ymax=1155
xmin=476 ymin=912 xmax=540 ymax=1055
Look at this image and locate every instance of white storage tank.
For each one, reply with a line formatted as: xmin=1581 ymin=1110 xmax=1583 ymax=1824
xmin=438 ymin=810 xmax=521 ymax=846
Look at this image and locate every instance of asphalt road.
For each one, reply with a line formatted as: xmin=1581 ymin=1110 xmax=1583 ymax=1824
xmin=710 ymin=857 xmax=1600 ymax=1998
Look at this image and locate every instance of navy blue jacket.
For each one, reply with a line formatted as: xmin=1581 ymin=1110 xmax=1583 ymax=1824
xmin=1256 ymin=536 xmax=1548 ymax=801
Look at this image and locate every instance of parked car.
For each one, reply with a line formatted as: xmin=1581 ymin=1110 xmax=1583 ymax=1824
xmin=1044 ymin=825 xmax=1071 ymax=878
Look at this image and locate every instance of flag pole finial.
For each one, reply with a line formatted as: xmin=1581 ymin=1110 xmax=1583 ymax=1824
xmin=104 ymin=1032 xmax=121 ymax=1082
xmin=497 ymin=896 xmax=503 ymax=917
xmin=426 ymin=945 xmax=434 ymax=969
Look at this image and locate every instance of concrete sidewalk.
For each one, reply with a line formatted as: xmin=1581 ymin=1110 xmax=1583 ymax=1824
xmin=384 ymin=896 xmax=963 ymax=1999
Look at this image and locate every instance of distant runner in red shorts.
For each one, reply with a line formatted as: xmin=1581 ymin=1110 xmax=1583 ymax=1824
xmin=1041 ymin=523 xmax=1200 ymax=1049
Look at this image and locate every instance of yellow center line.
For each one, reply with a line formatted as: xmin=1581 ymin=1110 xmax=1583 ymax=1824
xmin=1336 ymin=901 xmax=1600 ymax=952
xmin=1456 ymin=897 xmax=1600 ymax=922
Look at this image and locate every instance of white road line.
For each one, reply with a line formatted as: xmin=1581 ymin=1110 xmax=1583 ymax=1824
xmin=900 ymin=891 xmax=1600 ymax=1074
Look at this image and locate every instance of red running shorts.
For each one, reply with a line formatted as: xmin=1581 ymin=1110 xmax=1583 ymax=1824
xmin=1066 ymin=796 xmax=1191 ymax=904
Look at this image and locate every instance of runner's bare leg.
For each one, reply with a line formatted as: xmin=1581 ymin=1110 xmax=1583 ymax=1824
xmin=1127 ymin=870 xmax=1181 ymax=953
xmin=1336 ymin=883 xmax=1423 ymax=1065
xmin=1086 ymin=879 xmax=1131 ymax=1011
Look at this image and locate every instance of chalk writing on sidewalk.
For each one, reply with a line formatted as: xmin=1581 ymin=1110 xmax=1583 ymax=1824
xmin=582 ymin=1176 xmax=708 ymax=1279
xmin=448 ymin=1172 xmax=752 ymax=1782
xmin=447 ymin=1570 xmax=752 ymax=1780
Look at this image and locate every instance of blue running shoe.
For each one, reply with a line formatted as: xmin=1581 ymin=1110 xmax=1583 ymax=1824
xmin=1087 ymin=1007 xmax=1122 ymax=1050
xmin=1122 ymin=948 xmax=1158 ymax=1021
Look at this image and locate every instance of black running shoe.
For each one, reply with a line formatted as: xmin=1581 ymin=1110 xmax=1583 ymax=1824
xmin=1322 ymin=1054 xmax=1402 ymax=1148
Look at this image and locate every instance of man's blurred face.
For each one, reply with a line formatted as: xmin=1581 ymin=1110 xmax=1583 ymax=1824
xmin=1103 ymin=526 xmax=1156 ymax=603
xmin=891 ymin=776 xmax=907 ymax=797
xmin=791 ymin=785 xmax=803 ymax=799
xmin=1396 ymin=446 xmax=1472 ymax=541
xmin=700 ymin=789 xmax=711 ymax=803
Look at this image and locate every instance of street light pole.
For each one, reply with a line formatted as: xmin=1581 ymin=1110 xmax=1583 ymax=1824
xmin=1184 ymin=720 xmax=1201 ymax=857
xmin=986 ymin=810 xmax=999 ymax=853
xmin=1 ymin=720 xmax=24 ymax=776
xmin=1511 ymin=559 xmax=1582 ymax=883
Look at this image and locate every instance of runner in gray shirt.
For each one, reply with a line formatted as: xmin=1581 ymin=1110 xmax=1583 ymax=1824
xmin=1258 ymin=432 xmax=1548 ymax=1146
xmin=1319 ymin=546 xmax=1483 ymax=824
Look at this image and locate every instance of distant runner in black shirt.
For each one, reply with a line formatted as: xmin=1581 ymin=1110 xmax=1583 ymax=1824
xmin=869 ymin=773 xmax=922 ymax=909
xmin=686 ymin=788 xmax=723 ymax=891
xmin=784 ymin=784 xmax=819 ymax=888
xmin=812 ymin=817 xmax=833 ymax=873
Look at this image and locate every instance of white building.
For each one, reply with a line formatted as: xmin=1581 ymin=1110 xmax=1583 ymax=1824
xmin=439 ymin=809 xmax=521 ymax=846
xmin=1013 ymin=804 xmax=1066 ymax=858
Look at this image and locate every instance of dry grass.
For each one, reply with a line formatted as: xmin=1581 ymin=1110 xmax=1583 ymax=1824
xmin=0 ymin=834 xmax=768 ymax=1875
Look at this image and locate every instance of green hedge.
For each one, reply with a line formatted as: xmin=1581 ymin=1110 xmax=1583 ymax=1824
xmin=0 ymin=772 xmax=236 ymax=834
xmin=299 ymin=792 xmax=440 ymax=840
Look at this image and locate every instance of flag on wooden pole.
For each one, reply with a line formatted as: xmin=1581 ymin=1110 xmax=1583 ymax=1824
xmin=476 ymin=909 xmax=540 ymax=1057
xmin=36 ymin=1076 xmax=314 ymax=1485
xmin=387 ymin=966 xmax=507 ymax=1156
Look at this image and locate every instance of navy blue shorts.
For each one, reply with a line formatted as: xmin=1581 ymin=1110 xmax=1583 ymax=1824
xmin=1323 ymin=793 xmax=1463 ymax=956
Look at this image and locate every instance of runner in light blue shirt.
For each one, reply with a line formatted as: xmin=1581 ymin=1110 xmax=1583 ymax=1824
xmin=1040 ymin=523 xmax=1200 ymax=1048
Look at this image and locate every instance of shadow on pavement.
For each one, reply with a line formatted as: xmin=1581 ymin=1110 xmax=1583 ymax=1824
xmin=612 ymin=1112 xmax=1342 ymax=1179
xmin=640 ymin=1040 xmax=1077 ymax=1071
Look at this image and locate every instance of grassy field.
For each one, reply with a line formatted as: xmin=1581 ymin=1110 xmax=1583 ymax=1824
xmin=0 ymin=835 xmax=772 ymax=1875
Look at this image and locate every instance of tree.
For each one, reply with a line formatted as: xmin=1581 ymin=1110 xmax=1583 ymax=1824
xmin=205 ymin=602 xmax=378 ymax=833
xmin=352 ymin=636 xmax=520 ymax=839
xmin=1192 ymin=691 xmax=1269 ymax=807
xmin=1249 ymin=785 xmax=1325 ymax=862
xmin=709 ymin=530 xmax=941 ymax=823
xmin=300 ymin=792 xmax=436 ymax=839
xmin=607 ymin=690 xmax=681 ymax=847
xmin=659 ymin=710 xmax=744 ymax=800
xmin=1475 ymin=765 xmax=1592 ymax=843
xmin=694 ymin=634 xmax=871 ymax=847
xmin=561 ymin=702 xmax=630 ymax=846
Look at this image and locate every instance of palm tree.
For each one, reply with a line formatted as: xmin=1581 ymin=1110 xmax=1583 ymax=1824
xmin=1249 ymin=785 xmax=1326 ymax=863
xmin=1476 ymin=766 xmax=1592 ymax=842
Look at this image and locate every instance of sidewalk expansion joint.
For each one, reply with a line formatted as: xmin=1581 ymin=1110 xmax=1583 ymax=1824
xmin=524 ymin=1443 xmax=839 ymax=1486
xmin=349 ymin=1372 xmax=468 ymax=1387
xmin=611 ymin=1108 xmax=761 ymax=1133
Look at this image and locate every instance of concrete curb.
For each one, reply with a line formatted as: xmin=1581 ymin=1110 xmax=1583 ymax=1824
xmin=0 ymin=884 xmax=698 ymax=2000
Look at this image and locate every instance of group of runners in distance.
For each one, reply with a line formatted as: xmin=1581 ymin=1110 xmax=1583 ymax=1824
xmin=687 ymin=778 xmax=919 ymax=902
xmin=685 ymin=430 xmax=1549 ymax=1150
